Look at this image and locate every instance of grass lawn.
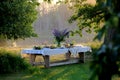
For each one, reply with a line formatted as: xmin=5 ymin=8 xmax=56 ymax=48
xmin=0 ymin=63 xmax=92 ymax=80
xmin=0 ymin=63 xmax=120 ymax=80
xmin=0 ymin=42 xmax=119 ymax=80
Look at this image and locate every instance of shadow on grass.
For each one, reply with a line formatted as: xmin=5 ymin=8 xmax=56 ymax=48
xmin=21 ymin=63 xmax=91 ymax=80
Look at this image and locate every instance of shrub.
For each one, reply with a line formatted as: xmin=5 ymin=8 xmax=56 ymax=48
xmin=0 ymin=49 xmax=29 ymax=74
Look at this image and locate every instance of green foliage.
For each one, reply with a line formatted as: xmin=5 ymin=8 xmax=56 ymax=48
xmin=0 ymin=0 xmax=39 ymax=40
xmin=90 ymin=0 xmax=120 ymax=80
xmin=33 ymin=46 xmax=42 ymax=50
xmin=90 ymin=44 xmax=119 ymax=80
xmin=0 ymin=49 xmax=29 ymax=74
xmin=68 ymin=0 xmax=104 ymax=36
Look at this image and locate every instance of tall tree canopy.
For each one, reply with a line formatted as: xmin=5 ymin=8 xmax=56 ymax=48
xmin=0 ymin=0 xmax=39 ymax=40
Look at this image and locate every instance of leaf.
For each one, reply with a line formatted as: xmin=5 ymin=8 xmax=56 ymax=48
xmin=94 ymin=25 xmax=105 ymax=40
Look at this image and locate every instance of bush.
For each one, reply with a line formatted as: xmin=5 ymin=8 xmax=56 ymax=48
xmin=0 ymin=49 xmax=29 ymax=74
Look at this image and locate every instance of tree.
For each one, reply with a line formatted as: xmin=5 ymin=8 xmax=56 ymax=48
xmin=0 ymin=0 xmax=39 ymax=40
xmin=90 ymin=0 xmax=120 ymax=80
xmin=60 ymin=0 xmax=120 ymax=80
xmin=68 ymin=0 xmax=104 ymax=36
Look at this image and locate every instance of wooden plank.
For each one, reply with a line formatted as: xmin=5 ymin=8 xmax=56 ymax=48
xmin=43 ymin=55 xmax=50 ymax=68
xmin=29 ymin=54 xmax=36 ymax=65
xmin=78 ymin=52 xmax=84 ymax=63
xmin=33 ymin=62 xmax=45 ymax=66
xmin=49 ymin=58 xmax=80 ymax=67
xmin=65 ymin=51 xmax=71 ymax=60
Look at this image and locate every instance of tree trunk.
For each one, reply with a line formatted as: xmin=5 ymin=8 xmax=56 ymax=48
xmin=98 ymin=74 xmax=112 ymax=80
xmin=104 ymin=27 xmax=116 ymax=45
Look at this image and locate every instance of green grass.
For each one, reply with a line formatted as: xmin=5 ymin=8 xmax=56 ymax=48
xmin=0 ymin=42 xmax=120 ymax=80
xmin=0 ymin=63 xmax=92 ymax=80
xmin=0 ymin=63 xmax=119 ymax=80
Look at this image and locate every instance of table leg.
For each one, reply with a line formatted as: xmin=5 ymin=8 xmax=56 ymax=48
xmin=43 ymin=55 xmax=50 ymax=68
xmin=78 ymin=52 xmax=84 ymax=63
xmin=65 ymin=51 xmax=71 ymax=60
xmin=30 ymin=54 xmax=36 ymax=65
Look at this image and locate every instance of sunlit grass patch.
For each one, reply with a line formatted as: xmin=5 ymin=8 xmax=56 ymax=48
xmin=0 ymin=63 xmax=92 ymax=80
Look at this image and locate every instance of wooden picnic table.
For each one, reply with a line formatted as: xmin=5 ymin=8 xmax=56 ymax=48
xmin=21 ymin=46 xmax=91 ymax=68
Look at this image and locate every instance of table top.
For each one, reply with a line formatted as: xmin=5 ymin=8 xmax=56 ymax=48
xmin=21 ymin=46 xmax=91 ymax=56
